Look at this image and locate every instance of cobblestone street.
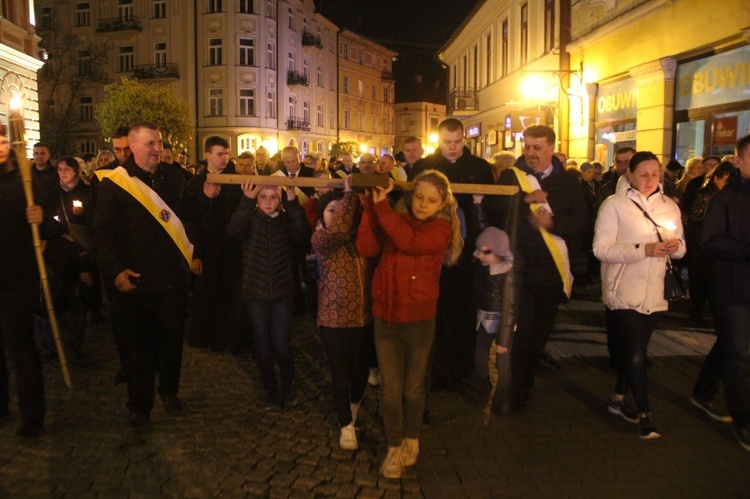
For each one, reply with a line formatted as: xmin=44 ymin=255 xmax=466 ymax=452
xmin=1 ymin=295 xmax=748 ymax=497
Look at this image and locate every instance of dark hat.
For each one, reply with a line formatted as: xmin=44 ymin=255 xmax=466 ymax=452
xmin=394 ymin=151 xmax=406 ymax=162
xmin=580 ymin=162 xmax=594 ymax=172
xmin=475 ymin=227 xmax=511 ymax=257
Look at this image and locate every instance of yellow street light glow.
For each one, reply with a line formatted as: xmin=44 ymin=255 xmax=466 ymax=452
xmin=428 ymin=133 xmax=438 ymax=145
xmin=521 ymin=75 xmax=546 ymax=100
xmin=359 ymin=143 xmax=368 ymax=153
xmin=425 ymin=146 xmax=435 ymax=155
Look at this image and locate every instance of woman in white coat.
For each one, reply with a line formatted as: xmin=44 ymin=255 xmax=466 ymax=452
xmin=594 ymin=151 xmax=686 ymax=439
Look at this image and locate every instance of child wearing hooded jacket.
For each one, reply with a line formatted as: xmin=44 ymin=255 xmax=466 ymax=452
xmin=311 ymin=176 xmax=373 ymax=452
xmin=356 ymin=169 xmax=463 ymax=479
xmin=467 ymin=226 xmax=514 ymax=403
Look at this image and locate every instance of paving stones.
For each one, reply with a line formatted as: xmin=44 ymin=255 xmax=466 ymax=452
xmin=1 ymin=302 xmax=750 ymax=496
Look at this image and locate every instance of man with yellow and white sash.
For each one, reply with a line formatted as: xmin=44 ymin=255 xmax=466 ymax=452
xmin=492 ymin=125 xmax=588 ymax=410
xmin=93 ymin=121 xmax=192 ymax=427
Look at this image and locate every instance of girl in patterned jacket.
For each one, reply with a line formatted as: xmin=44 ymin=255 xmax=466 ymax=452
xmin=311 ymin=176 xmax=373 ymax=451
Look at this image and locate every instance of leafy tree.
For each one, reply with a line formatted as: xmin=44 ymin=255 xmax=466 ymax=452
xmin=96 ymin=77 xmax=195 ymax=152
xmin=330 ymin=141 xmax=359 ymax=159
xmin=37 ymin=15 xmax=111 ymax=157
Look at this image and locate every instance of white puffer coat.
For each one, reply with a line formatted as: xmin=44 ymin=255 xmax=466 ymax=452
xmin=593 ymin=176 xmax=686 ymax=315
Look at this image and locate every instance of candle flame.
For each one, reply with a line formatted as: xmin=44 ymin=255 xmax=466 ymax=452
xmin=73 ymin=200 xmax=83 ymax=207
xmin=9 ymin=92 xmax=21 ymax=112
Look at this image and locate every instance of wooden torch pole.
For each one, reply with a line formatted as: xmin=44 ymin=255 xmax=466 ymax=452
xmin=9 ymin=104 xmax=72 ymax=388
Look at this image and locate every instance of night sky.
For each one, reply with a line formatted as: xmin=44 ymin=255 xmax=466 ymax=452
xmin=315 ymin=0 xmax=480 ymax=47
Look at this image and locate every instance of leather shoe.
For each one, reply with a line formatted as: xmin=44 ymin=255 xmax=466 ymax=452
xmin=161 ymin=395 xmax=184 ymax=416
xmin=129 ymin=412 xmax=151 ymax=428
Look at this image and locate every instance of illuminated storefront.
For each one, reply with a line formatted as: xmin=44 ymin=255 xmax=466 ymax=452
xmin=674 ymin=45 xmax=750 ymax=163
xmin=594 ymin=78 xmax=637 ymax=167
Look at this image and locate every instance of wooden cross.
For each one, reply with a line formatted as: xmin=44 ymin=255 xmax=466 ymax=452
xmin=206 ymin=173 xmax=519 ymax=196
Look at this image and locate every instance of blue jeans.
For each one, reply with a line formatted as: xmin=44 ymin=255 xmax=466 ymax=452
xmin=246 ymin=296 xmax=295 ymax=401
xmin=695 ymin=303 xmax=750 ymax=428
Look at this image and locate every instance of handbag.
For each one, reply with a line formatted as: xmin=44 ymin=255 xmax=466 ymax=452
xmin=629 ymin=199 xmax=686 ymax=301
xmin=663 ymin=257 xmax=687 ymax=301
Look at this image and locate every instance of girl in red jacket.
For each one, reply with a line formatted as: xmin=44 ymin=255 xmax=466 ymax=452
xmin=357 ymin=170 xmax=462 ymax=478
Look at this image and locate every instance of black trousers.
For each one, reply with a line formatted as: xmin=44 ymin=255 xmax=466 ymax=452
xmin=119 ymin=288 xmax=187 ymax=415
xmin=103 ymin=279 xmax=131 ymax=376
xmin=319 ymin=325 xmax=370 ymax=426
xmin=510 ymin=281 xmax=563 ymax=406
xmin=0 ymin=287 xmax=45 ymax=424
xmin=611 ymin=309 xmax=660 ymax=413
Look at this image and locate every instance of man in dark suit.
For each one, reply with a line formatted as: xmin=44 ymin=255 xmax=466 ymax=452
xmin=280 ymin=146 xmax=315 ymax=314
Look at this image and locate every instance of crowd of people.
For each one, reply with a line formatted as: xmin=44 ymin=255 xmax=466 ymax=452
xmin=1 ymin=119 xmax=748 ymax=477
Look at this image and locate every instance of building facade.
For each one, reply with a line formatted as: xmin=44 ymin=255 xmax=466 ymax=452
xmin=35 ymin=0 xmax=340 ymax=161
xmin=394 ymin=101 xmax=445 ymax=156
xmin=439 ymin=0 xmax=750 ymax=166
xmin=438 ymin=0 xmax=564 ymax=160
xmin=567 ymin=0 xmax=750 ymax=167
xmin=337 ymin=29 xmax=396 ymax=157
xmin=1 ymin=0 xmax=45 ymax=157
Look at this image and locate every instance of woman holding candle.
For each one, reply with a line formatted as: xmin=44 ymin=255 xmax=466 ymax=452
xmin=47 ymin=157 xmax=101 ymax=328
xmin=593 ymin=151 xmax=686 ymax=439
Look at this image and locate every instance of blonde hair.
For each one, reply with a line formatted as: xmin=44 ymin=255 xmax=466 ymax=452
xmin=410 ymin=170 xmax=464 ymax=266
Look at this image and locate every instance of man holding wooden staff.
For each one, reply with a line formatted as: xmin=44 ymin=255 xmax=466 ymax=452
xmin=0 ymin=124 xmax=47 ymax=438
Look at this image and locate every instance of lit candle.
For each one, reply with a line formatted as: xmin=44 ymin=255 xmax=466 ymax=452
xmin=72 ymin=199 xmax=83 ymax=215
xmin=663 ymin=221 xmax=677 ymax=240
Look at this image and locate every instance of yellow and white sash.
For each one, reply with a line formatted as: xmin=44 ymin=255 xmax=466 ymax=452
xmin=510 ymin=166 xmax=573 ymax=298
xmin=389 ymin=166 xmax=408 ymax=183
xmin=96 ymin=167 xmax=194 ymax=266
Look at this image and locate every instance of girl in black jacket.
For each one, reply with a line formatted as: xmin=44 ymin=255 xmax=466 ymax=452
xmin=227 ymin=182 xmax=311 ymax=411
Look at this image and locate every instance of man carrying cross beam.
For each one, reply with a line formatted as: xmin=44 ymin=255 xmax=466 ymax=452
xmin=490 ymin=124 xmax=588 ymax=410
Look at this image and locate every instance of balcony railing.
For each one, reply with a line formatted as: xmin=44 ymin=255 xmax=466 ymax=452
xmin=286 ymin=117 xmax=311 ymax=131
xmin=287 ymin=70 xmax=309 ymax=86
xmin=381 ymin=71 xmax=394 ymax=80
xmin=133 ymin=63 xmax=180 ymax=79
xmin=448 ymin=88 xmax=479 ymax=113
xmin=97 ymin=16 xmax=143 ymax=33
xmin=301 ymin=30 xmax=323 ymax=49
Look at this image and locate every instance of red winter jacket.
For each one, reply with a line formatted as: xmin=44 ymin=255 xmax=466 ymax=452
xmin=356 ymin=198 xmax=451 ymax=324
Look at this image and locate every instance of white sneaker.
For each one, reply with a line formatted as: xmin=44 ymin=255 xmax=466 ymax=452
xmin=350 ymin=401 xmax=361 ymax=425
xmin=400 ymin=438 xmax=419 ymax=467
xmin=380 ymin=446 xmax=404 ymax=478
xmin=339 ymin=423 xmax=358 ymax=451
xmin=368 ymin=368 xmax=380 ymax=386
